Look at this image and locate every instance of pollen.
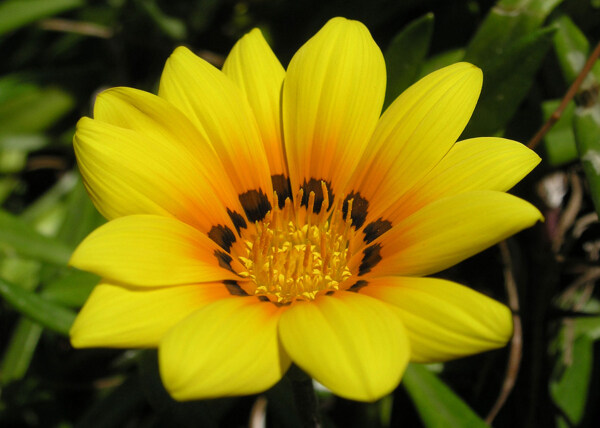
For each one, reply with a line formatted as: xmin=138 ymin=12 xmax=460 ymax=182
xmin=235 ymin=182 xmax=355 ymax=304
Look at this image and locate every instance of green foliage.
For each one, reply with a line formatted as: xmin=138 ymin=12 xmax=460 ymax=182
xmin=574 ymin=102 xmax=600 ymax=215
xmin=463 ymin=0 xmax=563 ymax=136
xmin=544 ymin=15 xmax=600 ymax=168
xmin=0 ymin=0 xmax=83 ymax=36
xmin=0 ymin=0 xmax=599 ymax=426
xmin=0 ymin=209 xmax=72 ymax=265
xmin=550 ymin=299 xmax=600 ymax=427
xmin=542 ymin=99 xmax=577 ymax=165
xmin=403 ymin=364 xmax=488 ymax=428
xmin=0 ymin=276 xmax=75 ymax=335
xmin=383 ymin=13 xmax=434 ymax=109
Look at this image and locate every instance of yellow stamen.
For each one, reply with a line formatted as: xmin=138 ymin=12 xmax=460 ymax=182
xmin=233 ymin=183 xmax=355 ymax=303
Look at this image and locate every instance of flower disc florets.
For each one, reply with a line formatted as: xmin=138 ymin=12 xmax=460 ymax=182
xmin=236 ymin=184 xmax=355 ymax=303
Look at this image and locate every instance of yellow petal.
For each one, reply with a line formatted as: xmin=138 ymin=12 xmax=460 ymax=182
xmin=159 ymin=297 xmax=290 ymax=400
xmin=282 ymin=17 xmax=386 ymax=209
xmin=74 ymin=117 xmax=242 ymax=235
xmin=70 ymin=215 xmax=239 ymax=287
xmin=380 ymin=137 xmax=541 ymax=225
xmin=70 ymin=281 xmax=230 ymax=348
xmin=222 ymin=29 xmax=287 ymax=181
xmin=278 ymin=292 xmax=409 ymax=401
xmin=353 ymin=191 xmax=542 ymax=277
xmin=346 ymin=63 xmax=482 ymax=223
xmin=159 ymin=47 xmax=273 ymax=222
xmin=93 ymin=87 xmax=244 ymax=218
xmin=359 ymin=277 xmax=513 ymax=362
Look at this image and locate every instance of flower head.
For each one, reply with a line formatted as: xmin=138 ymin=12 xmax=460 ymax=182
xmin=69 ymin=17 xmax=542 ymax=401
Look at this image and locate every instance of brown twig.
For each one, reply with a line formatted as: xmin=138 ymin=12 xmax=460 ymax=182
xmin=486 ymin=241 xmax=522 ymax=424
xmin=552 ymin=172 xmax=583 ymax=253
xmin=572 ymin=212 xmax=599 ymax=238
xmin=527 ymin=40 xmax=600 ymax=150
xmin=198 ymin=50 xmax=225 ymax=67
xmin=26 ymin=156 xmax=68 ymax=172
xmin=249 ymin=395 xmax=268 ymax=428
xmin=559 ymin=267 xmax=600 ymax=304
xmin=39 ymin=18 xmax=113 ymax=39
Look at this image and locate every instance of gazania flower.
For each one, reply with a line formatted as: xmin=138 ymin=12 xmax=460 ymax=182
xmin=69 ymin=17 xmax=542 ymax=402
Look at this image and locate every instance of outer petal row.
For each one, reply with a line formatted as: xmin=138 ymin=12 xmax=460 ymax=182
xmin=70 ymin=215 xmax=239 ymax=287
xmin=222 ymin=29 xmax=287 ymax=178
xmin=379 ymin=137 xmax=541 ymax=225
xmin=159 ymin=46 xmax=274 ymax=216
xmin=351 ymin=190 xmax=542 ymax=277
xmin=283 ymin=17 xmax=386 ymax=204
xmin=279 ymin=292 xmax=410 ymax=401
xmin=70 ymin=281 xmax=231 ymax=348
xmin=347 ymin=62 xmax=482 ymax=221
xmin=159 ymin=297 xmax=290 ymax=400
xmin=359 ymin=277 xmax=513 ymax=362
xmin=75 ymin=89 xmax=243 ymax=234
xmin=72 ymin=277 xmax=510 ymax=399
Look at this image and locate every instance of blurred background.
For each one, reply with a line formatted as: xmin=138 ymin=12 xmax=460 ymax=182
xmin=1 ymin=0 xmax=600 ymax=426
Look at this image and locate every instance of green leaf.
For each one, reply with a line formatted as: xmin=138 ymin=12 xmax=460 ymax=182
xmin=542 ymin=99 xmax=578 ymax=166
xmin=552 ymin=15 xmax=600 ymax=84
xmin=383 ymin=13 xmax=434 ymax=108
xmin=550 ymin=334 xmax=593 ymax=425
xmin=20 ymin=172 xmax=77 ymax=224
xmin=0 ymin=177 xmax=17 ymax=204
xmin=0 ymin=209 xmax=73 ymax=266
xmin=42 ymin=268 xmax=98 ymax=308
xmin=463 ymin=26 xmax=556 ymax=137
xmin=0 ymin=84 xmax=74 ymax=135
xmin=0 ymin=135 xmax=47 ymax=173
xmin=465 ymin=0 xmax=564 ymax=71
xmin=418 ymin=48 xmax=465 ymax=78
xmin=574 ymin=101 xmax=600 ymax=216
xmin=56 ymin=175 xmax=105 ymax=247
xmin=0 ymin=0 xmax=83 ymax=36
xmin=550 ymin=14 xmax=600 ymax=216
xmin=0 ymin=318 xmax=43 ymax=384
xmin=0 ymin=276 xmax=75 ymax=335
xmin=403 ymin=364 xmax=487 ymax=428
xmin=573 ymin=314 xmax=600 ymax=341
xmin=136 ymin=0 xmax=187 ymax=41
xmin=0 ymin=134 xmax=48 ymax=151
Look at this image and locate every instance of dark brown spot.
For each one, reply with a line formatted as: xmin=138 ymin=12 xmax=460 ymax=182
xmin=342 ymin=191 xmax=369 ymax=229
xmin=255 ymin=296 xmax=292 ymax=306
xmin=224 ymin=280 xmax=248 ymax=296
xmin=208 ymin=225 xmax=236 ymax=252
xmin=363 ymin=218 xmax=392 ymax=244
xmin=300 ymin=178 xmax=334 ymax=213
xmin=227 ymin=208 xmax=247 ymax=234
xmin=359 ymin=244 xmax=382 ymax=276
xmin=214 ymin=250 xmax=234 ymax=272
xmin=348 ymin=280 xmax=368 ymax=292
xmin=574 ymin=83 xmax=599 ymax=108
xmin=239 ymin=189 xmax=272 ymax=223
xmin=325 ymin=290 xmax=335 ymax=296
xmin=271 ymin=174 xmax=292 ymax=208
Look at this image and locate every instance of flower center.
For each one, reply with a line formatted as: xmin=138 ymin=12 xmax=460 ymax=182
xmin=235 ymin=184 xmax=355 ymax=304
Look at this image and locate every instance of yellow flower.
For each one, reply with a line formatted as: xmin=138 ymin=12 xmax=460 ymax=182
xmin=69 ymin=17 xmax=542 ymax=402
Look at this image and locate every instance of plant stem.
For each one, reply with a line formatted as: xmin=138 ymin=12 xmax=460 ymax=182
xmin=527 ymin=40 xmax=600 ymax=150
xmin=288 ymin=365 xmax=321 ymax=428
